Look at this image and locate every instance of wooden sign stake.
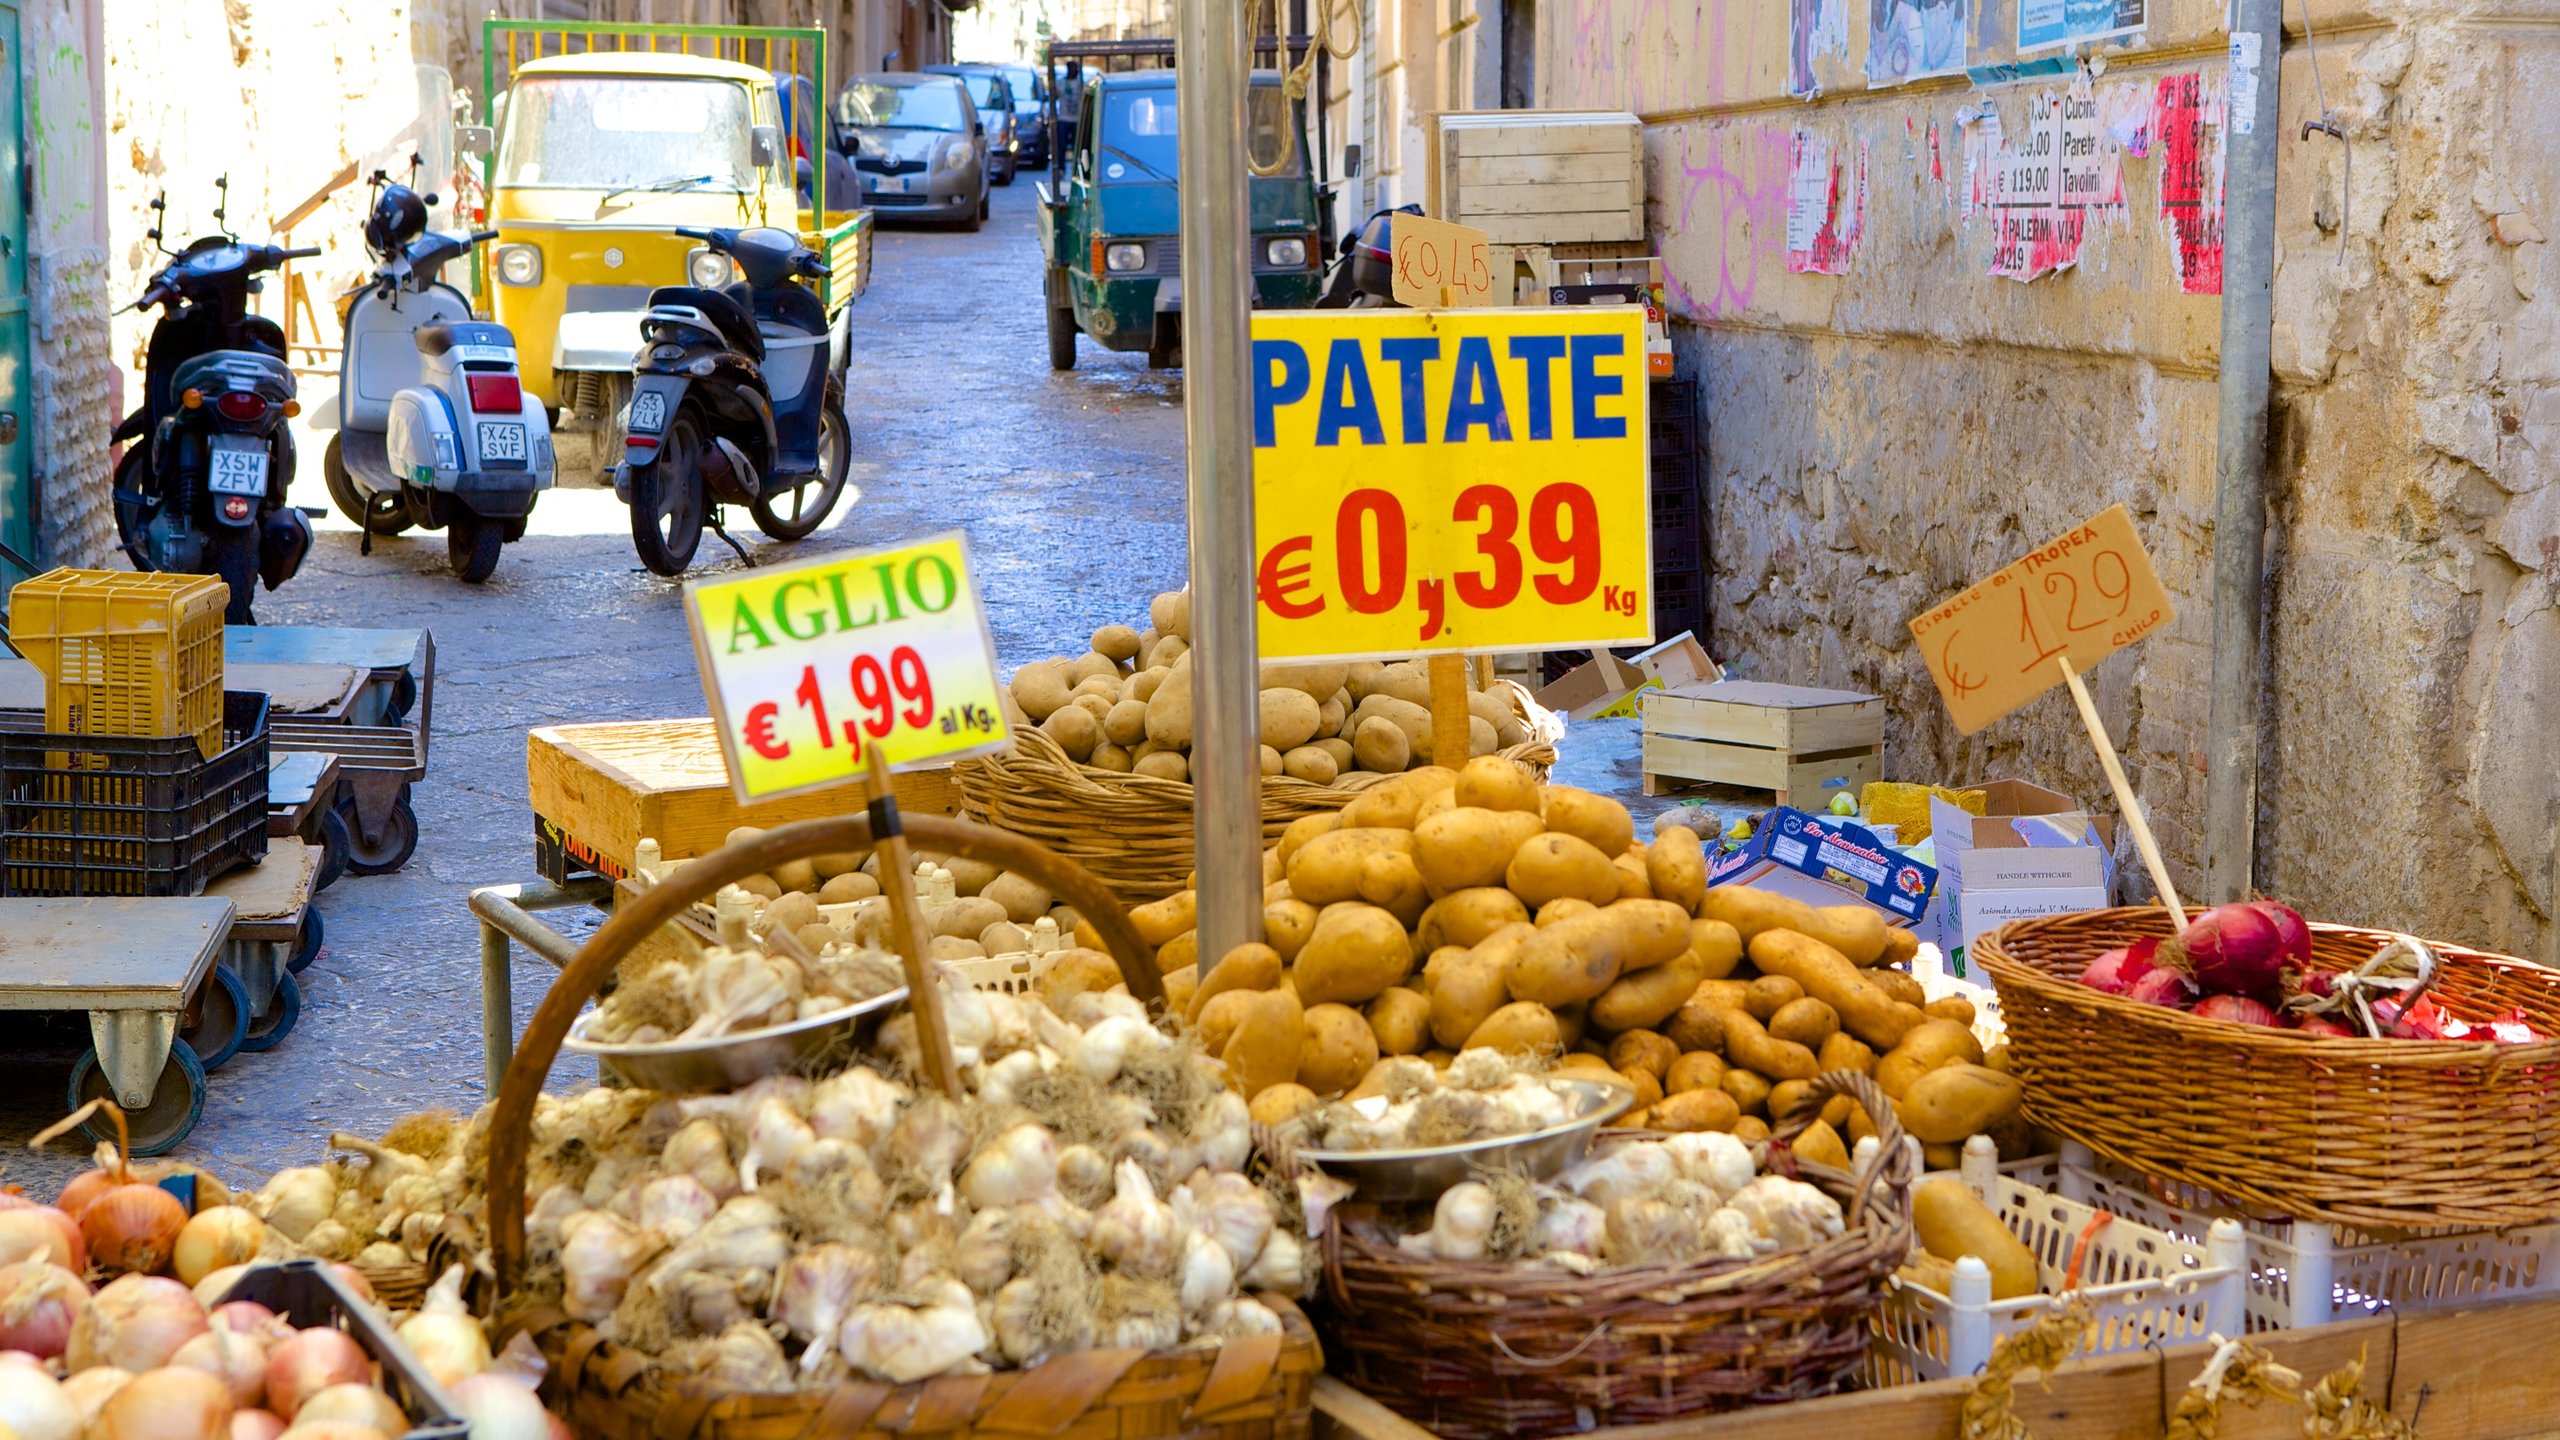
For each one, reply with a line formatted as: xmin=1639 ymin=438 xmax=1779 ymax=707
xmin=2056 ymin=655 xmax=2186 ymax=927
xmin=863 ymin=748 xmax=963 ymax=1099
xmin=1427 ymin=654 xmax=1473 ymax=769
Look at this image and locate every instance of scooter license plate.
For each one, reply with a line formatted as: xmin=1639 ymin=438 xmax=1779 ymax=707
xmin=205 ymin=441 xmax=269 ymax=497
xmin=627 ymin=391 xmax=666 ymax=434
xmin=478 ymin=421 xmax=527 ymax=462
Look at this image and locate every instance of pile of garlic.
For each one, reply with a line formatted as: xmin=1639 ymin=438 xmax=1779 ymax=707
xmin=1303 ymin=1049 xmax=1580 ymax=1151
xmin=1393 ymin=1131 xmax=1846 ymax=1273
xmin=586 ymin=885 xmax=906 ymax=1045
xmin=249 ymin=1114 xmax=476 ymax=1267
xmin=516 ymin=971 xmax=1308 ymax=1389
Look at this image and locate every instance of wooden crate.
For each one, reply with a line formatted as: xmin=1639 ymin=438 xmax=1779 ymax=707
xmin=526 ymin=719 xmax=958 ymax=881
xmin=1639 ymin=681 xmax=1883 ymax=804
xmin=1436 ymin=110 xmax=1644 ymax=246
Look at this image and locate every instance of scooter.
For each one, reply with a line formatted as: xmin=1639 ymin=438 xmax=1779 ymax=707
xmin=613 ymin=225 xmax=852 ymax=577
xmin=1316 ymin=203 xmax=1418 ymax=309
xmin=112 ymin=183 xmax=317 ymax=624
xmin=321 ymin=163 xmax=554 ymax=583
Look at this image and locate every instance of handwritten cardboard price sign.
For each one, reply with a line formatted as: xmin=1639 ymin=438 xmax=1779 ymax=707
xmin=1389 ymin=213 xmax=1498 ymax=308
xmin=1907 ymin=504 xmax=2175 ymax=737
xmin=685 ymin=531 xmax=1009 ymax=802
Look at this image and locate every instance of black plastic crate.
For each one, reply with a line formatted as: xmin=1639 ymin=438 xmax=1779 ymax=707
xmin=1655 ymin=570 xmax=1708 ymax=645
xmin=0 ymin=690 xmax=270 ymax=896
xmin=219 ymin=1260 xmax=466 ymax=1440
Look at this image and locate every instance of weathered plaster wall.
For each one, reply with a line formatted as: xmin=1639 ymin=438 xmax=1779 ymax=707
xmin=1541 ymin=0 xmax=2557 ymax=955
xmin=25 ymin=0 xmax=111 ymax=569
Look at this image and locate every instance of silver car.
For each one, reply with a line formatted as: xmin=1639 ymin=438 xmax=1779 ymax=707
xmin=836 ymin=73 xmax=989 ymax=230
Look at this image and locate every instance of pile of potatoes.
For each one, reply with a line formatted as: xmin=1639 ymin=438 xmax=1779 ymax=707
xmin=1004 ymin=591 xmax=1536 ymax=785
xmin=704 ymin=825 xmax=1085 ymax=964
xmin=1120 ymin=757 xmax=2028 ymax=1171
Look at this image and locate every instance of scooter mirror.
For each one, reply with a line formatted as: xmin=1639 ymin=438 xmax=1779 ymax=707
xmin=750 ymin=125 xmax=781 ymax=168
xmin=457 ymin=125 xmax=494 ymax=156
xmin=1344 ymin=143 xmax=1363 ymax=179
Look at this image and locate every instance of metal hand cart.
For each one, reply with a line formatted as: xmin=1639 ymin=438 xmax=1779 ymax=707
xmin=227 ymin=628 xmax=435 ymax=876
xmin=180 ymin=837 xmax=320 ymax=1070
xmin=269 ymin=752 xmax=350 ymax=892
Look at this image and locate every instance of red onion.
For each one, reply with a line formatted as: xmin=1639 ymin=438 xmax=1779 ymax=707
xmin=2079 ymin=943 xmax=2160 ymax=995
xmin=0 ymin=1258 xmax=89 ymax=1358
xmin=227 ymin=1410 xmax=285 ymax=1440
xmin=206 ymin=1305 xmax=285 ymax=1346
xmin=2158 ymin=902 xmax=2295 ymax=1000
xmin=2126 ymin=967 xmax=2198 ymax=1008
xmin=291 ymin=1384 xmax=405 ymax=1434
xmin=171 ymin=1326 xmax=267 ymax=1409
xmin=324 ymin=1268 xmax=374 ymax=1305
xmin=93 ymin=1365 xmax=231 ymax=1440
xmin=261 ymin=1328 xmax=369 ymax=1420
xmin=2249 ymin=901 xmax=2313 ymax=966
xmin=69 ymin=1275 xmax=207 ymax=1374
xmin=2289 ymin=1014 xmax=2353 ymax=1037
xmin=2193 ymin=994 xmax=2279 ymax=1027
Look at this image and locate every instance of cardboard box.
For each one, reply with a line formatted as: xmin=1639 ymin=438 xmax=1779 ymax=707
xmin=1533 ymin=652 xmax=1652 ymax=722
xmin=1961 ymin=885 xmax=2113 ymax=951
xmin=1708 ymin=807 xmax=1937 ymax=925
xmin=1929 ymin=777 xmax=2117 ymax=974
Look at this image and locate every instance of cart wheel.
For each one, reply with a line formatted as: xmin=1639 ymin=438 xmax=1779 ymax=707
xmin=68 ymin=1041 xmax=207 ymax=1159
xmin=288 ymin=907 xmax=324 ymax=975
xmin=180 ymin=967 xmax=250 ymax=1074
xmin=240 ymin=970 xmax=301 ymax=1054
xmin=384 ymin=670 xmax=419 ymax=725
xmin=312 ymin=804 xmax=351 ymax=892
xmin=342 ymin=793 xmax=419 ymax=876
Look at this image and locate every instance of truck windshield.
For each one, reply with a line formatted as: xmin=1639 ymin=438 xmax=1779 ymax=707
xmin=839 ymin=81 xmax=968 ymax=131
xmin=1001 ymin=67 xmax=1043 ymax=106
xmin=496 ymin=75 xmax=756 ymax=190
xmin=1095 ymin=85 xmax=1300 ymax=181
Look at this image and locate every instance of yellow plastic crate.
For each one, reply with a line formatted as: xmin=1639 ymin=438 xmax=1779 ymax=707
xmin=9 ymin=569 xmax=228 ymax=761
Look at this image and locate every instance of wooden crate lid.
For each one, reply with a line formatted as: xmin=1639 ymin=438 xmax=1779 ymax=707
xmin=1655 ymin=680 xmax=1880 ymax=709
xmin=531 ymin=718 xmax=734 ymax=796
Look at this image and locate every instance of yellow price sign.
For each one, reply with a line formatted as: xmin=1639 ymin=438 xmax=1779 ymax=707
xmin=684 ymin=532 xmax=1009 ymax=802
xmin=1249 ymin=307 xmax=1653 ymax=661
xmin=1907 ymin=504 xmax=2176 ymax=736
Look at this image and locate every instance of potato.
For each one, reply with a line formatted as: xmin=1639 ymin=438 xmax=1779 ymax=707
xmin=1134 ymin=751 xmax=1189 ymax=781
xmin=929 ymin=935 xmax=987 ymax=961
xmin=1276 ymin=811 xmax=1339 ymax=868
xmin=1794 ymin=1118 xmax=1853 ymax=1170
xmin=1898 ymin=1065 xmax=2024 ymax=1144
xmin=1664 ymin=994 xmax=1729 ymax=1055
xmin=1249 ymin=1084 xmax=1321 ymax=1130
xmin=1288 ymin=828 xmax=1418 ymax=906
xmin=1157 ymin=931 xmax=1198 ymax=975
xmin=1698 ymin=888 xmax=1890 ymax=965
xmin=1875 ymin=1020 xmax=1986 ymax=1099
xmin=1589 ymin=949 xmax=1710 ymax=1034
xmin=1161 ymin=963 xmax=1200 ymax=1015
xmin=1246 ymin=687 xmax=1319 ymax=752
xmin=761 ymin=891 xmax=822 ymax=937
xmin=1983 ymin=1043 xmax=2013 ymax=1075
xmin=1130 ymin=890 xmax=1198 ymax=948
xmin=1352 ymin=851 xmax=1428 ymax=926
xmin=1768 ymin=997 xmax=1842 ymax=1048
xmin=1426 ymin=926 xmax=1526 ymax=1048
xmin=1253 ymin=744 xmax=1282 ymax=778
xmin=1100 ymin=697 xmax=1151 ymax=747
xmin=819 ymin=871 xmax=880 ymax=905
xmin=1417 ymin=887 xmax=1532 ymax=952
xmin=1148 ymin=635 xmax=1190 ymax=670
xmin=1091 ymin=623 xmax=1142 ymax=662
xmin=1221 ymin=988 xmax=1305 ymax=1098
xmin=1263 ymin=661 xmax=1350 ymax=700
xmin=1465 ymin=1001 xmax=1563 ymax=1057
xmin=1354 ymin=692 xmax=1432 ymax=750
xmin=1089 ymin=743 xmax=1134 ymax=773
xmin=1464 ymin=687 xmax=1515 ymax=731
xmin=1619 ymin=1067 xmax=1665 ymax=1111
xmin=1293 ymin=904 xmax=1415 ymax=1005
xmin=1506 ymin=833 xmax=1621 ymax=909
xmin=734 ymin=873 xmax=782 ymax=901
xmin=1720 ymin=1008 xmax=1819 ymax=1081
xmin=931 ymin=896 xmax=1007 ymax=940
xmin=1720 ymin=1067 xmax=1773 ymax=1117
xmin=1747 ymin=929 xmax=1926 ymax=1050
xmin=1665 ymin=1051 xmax=1727 ymax=1095
xmin=1453 ymin=755 xmax=1542 ymax=814
xmin=1414 ymin=807 xmax=1535 ymax=895
xmin=1466 ymin=716 xmax=1500 ymax=758
xmin=1541 ymin=786 xmax=1635 ymax=859
xmin=1038 ymin=948 xmax=1125 ymax=1005
xmin=1265 ymin=898 xmax=1320 ymax=962
xmin=1297 ymin=1004 xmax=1380 ymax=1095
xmin=1143 ymin=653 xmax=1195 ymax=747
xmin=1924 ymin=995 xmax=1978 ymax=1026
xmin=1743 ymin=975 xmax=1806 ymax=1020
xmin=1509 ymin=900 xmax=1691 ymax=1008
xmin=1607 ymin=1030 xmax=1680 ymax=1080
xmin=1337 ymin=768 xmax=1456 ymax=830
xmin=1610 ymin=851 xmax=1654 ymax=901
xmin=1069 ymin=681 xmax=1121 ymax=713
xmin=1010 ymin=661 xmax=1073 ymax=721
xmin=1817 ymin=1032 xmax=1877 ymax=1075
xmin=1314 ymin=737 xmax=1356 ymax=772
xmin=1731 ymin=1116 xmax=1771 ymax=1144
xmin=1868 ymin=967 xmax=1927 ymax=1007
xmin=1687 ymin=918 xmax=1746 ymax=981
xmin=1553 ymin=1054 xmax=1621 ymax=1085
xmin=1063 ymin=651 xmax=1118 ymax=687
xmin=1195 ymin=989 xmax=1258 ymax=1056
xmin=1650 ymin=1087 xmax=1742 ymax=1133
xmin=1768 ymin=1080 xmax=1854 ymax=1131
xmin=1189 ymin=942 xmax=1283 ymax=1022
xmin=1352 ymin=716 xmax=1411 ymax=773
xmin=1553 ymin=1000 xmax=1589 ymax=1050
xmin=1915 ymin=1178 xmax=2039 ymax=1300
xmin=980 ymin=872 xmax=1054 ymax=925
xmin=1281 ymin=746 xmax=1339 ymax=785
xmin=1535 ymin=897 xmax=1599 ymax=928
xmin=1149 ymin=590 xmax=1192 ymax=640
xmin=1127 ymin=665 xmax=1170 ymax=703
xmin=1366 ymin=987 xmax=1433 ymax=1056
xmin=1644 ymin=826 xmax=1709 ymax=914
xmin=1881 ymin=926 xmax=1922 ymax=968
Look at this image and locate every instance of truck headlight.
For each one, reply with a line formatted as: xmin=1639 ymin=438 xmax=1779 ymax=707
xmin=1105 ymin=243 xmax=1147 ymax=273
xmin=942 ymin=140 xmax=975 ymax=172
xmin=1265 ymin=236 xmax=1308 ymax=267
xmin=495 ymin=243 xmax=542 ymax=286
xmin=686 ymin=247 xmax=732 ymax=288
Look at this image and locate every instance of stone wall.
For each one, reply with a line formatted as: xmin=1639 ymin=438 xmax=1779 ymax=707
xmin=23 ymin=0 xmax=111 ymax=568
xmin=1537 ymin=0 xmax=2558 ymax=956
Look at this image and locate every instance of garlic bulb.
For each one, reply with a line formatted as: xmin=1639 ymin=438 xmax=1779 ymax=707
xmin=1560 ymin=1144 xmax=1679 ymax=1209
xmin=1444 ymin=1048 xmax=1513 ymax=1091
xmin=884 ymin=1099 xmax=971 ymax=1187
xmin=1206 ymin=1297 xmax=1283 ymax=1338
xmin=1021 ymin=1192 xmax=1095 ymax=1241
xmin=976 ymin=1050 xmax=1046 ymax=1110
xmin=1114 ymin=1127 xmax=1183 ymax=1188
xmin=701 ymin=1320 xmax=795 ymax=1392
xmin=1176 ymin=1230 xmax=1235 ymax=1317
xmin=1175 ymin=1173 xmax=1273 ymax=1271
xmin=1297 ymin=1173 xmax=1354 ymax=1236
xmin=1188 ymin=1091 xmax=1252 ymax=1175
xmin=959 ymin=1124 xmax=1059 ymax=1210
xmin=771 ymin=1243 xmax=879 ymax=1374
xmin=1663 ymin=1132 xmax=1755 ymax=1203
xmin=650 ymin=1196 xmax=791 ymax=1298
xmin=1055 ymin=1144 xmax=1112 ymax=1207
xmin=528 ymin=1183 xmax=586 ymax=1251
xmin=560 ymin=1210 xmax=659 ymax=1321
xmin=1367 ymin=1056 xmax=1438 ymax=1101
xmin=1531 ymin=1196 xmax=1608 ymax=1260
xmin=1405 ymin=1182 xmax=1496 ymax=1262
xmin=1485 ymin=1076 xmax=1571 ymax=1133
xmin=738 ymin=1098 xmax=817 ymax=1192
xmin=1071 ymin=1015 xmax=1161 ymax=1084
xmin=955 ymin=1209 xmax=1014 ymax=1296
xmin=1240 ymin=1229 xmax=1305 ymax=1296
xmin=1603 ymin=1196 xmax=1696 ymax=1265
xmin=806 ymin=1068 xmax=906 ymax=1148
xmin=1097 ymin=1276 xmax=1181 ymax=1352
xmin=664 ymin=1119 xmax=742 ymax=1199
xmin=1062 ymin=990 xmax=1146 ymax=1028
xmin=1701 ymin=1208 xmax=1759 ymax=1259
xmin=839 ymin=1279 xmax=987 ymax=1383
xmin=635 ymin=1177 xmax=720 ymax=1243
xmin=1725 ymin=1177 xmax=1843 ymax=1252
xmin=989 ymin=1278 xmax=1045 ymax=1365
xmin=1090 ymin=1161 xmax=1180 ymax=1279
xmin=253 ymin=1167 xmax=338 ymax=1242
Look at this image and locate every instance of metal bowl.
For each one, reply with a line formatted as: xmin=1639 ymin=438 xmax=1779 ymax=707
xmin=1281 ymin=1077 xmax=1635 ymax=1204
xmin=563 ymin=987 xmax=907 ymax=1095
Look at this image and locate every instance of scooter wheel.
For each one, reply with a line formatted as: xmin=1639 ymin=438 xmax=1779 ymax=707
xmin=448 ymin=512 xmax=503 ymax=583
xmin=323 ymin=435 xmax=416 ymax=535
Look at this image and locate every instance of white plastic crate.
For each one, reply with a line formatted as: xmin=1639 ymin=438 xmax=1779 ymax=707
xmin=1865 ymin=1139 xmax=2247 ymax=1385
xmin=2049 ymin=1140 xmax=2560 ymax=1331
xmin=1912 ymin=942 xmax=2005 ymax=1051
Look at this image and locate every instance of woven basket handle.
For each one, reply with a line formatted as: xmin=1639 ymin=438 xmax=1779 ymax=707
xmin=485 ymin=814 xmax=1157 ymax=1300
xmin=1767 ymin=1069 xmax=1911 ymax=1231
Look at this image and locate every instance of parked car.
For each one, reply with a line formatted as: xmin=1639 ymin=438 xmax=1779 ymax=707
xmin=771 ymin=69 xmax=860 ymax=219
xmin=994 ymin=63 xmax=1050 ymax=166
xmin=836 ymin=72 xmax=990 ymax=230
xmin=923 ymin=64 xmax=1020 ymax=185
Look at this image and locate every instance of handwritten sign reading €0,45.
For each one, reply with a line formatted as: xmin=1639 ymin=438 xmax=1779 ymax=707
xmin=1248 ymin=306 xmax=1653 ymax=661
xmin=1389 ymin=212 xmax=1498 ymax=308
xmin=1907 ymin=504 xmax=2175 ymax=736
xmin=684 ymin=532 xmax=1009 ymax=803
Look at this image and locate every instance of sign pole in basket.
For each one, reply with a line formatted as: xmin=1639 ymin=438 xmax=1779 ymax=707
xmin=862 ymin=748 xmax=961 ymax=1101
xmin=1909 ymin=504 xmax=2186 ymax=925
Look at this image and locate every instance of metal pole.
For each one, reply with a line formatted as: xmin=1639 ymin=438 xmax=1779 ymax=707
xmin=2203 ymin=0 xmax=2282 ymax=904
xmin=1177 ymin=0 xmax=1265 ymax=965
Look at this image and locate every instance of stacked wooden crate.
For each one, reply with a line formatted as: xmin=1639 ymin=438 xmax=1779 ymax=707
xmin=1432 ymin=110 xmax=1645 ymax=303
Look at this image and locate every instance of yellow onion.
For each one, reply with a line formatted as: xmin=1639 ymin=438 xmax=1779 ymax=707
xmin=276 ymin=1425 xmax=389 ymax=1440
xmin=69 ymin=1276 xmax=207 ymax=1374
xmin=61 ymin=1367 xmax=132 ymax=1427
xmin=451 ymin=1374 xmax=549 ymax=1440
xmin=170 ymin=1326 xmax=267 ymax=1409
xmin=82 ymin=1187 xmax=188 ymax=1278
xmin=0 ymin=1361 xmax=80 ymax=1440
xmin=323 ymin=1268 xmax=373 ymax=1305
xmin=93 ymin=1365 xmax=232 ymax=1440
xmin=0 ymin=1258 xmax=88 ymax=1359
xmin=260 ymin=1329 xmax=368 ymax=1420
xmin=172 ymin=1212 xmax=267 ymax=1290
xmin=227 ymin=1410 xmax=285 ymax=1440
xmin=287 ymin=1386 xmax=403 ymax=1435
xmin=206 ymin=1304 xmax=286 ymax=1346
xmin=54 ymin=1170 xmax=119 ymax=1221
xmin=0 ymin=1210 xmax=85 ymax=1275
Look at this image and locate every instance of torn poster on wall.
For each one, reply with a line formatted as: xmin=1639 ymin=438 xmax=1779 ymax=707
xmin=1970 ymin=75 xmax=2124 ymax=282
xmin=2152 ymin=71 xmax=2226 ymax=294
xmin=1787 ymin=132 xmax=1867 ymax=274
xmin=2018 ymin=0 xmax=2144 ymax=53
xmin=1868 ymin=0 xmax=1970 ymax=87
xmin=1790 ymin=0 xmax=1850 ymax=97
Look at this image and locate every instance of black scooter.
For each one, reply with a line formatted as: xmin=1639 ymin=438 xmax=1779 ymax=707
xmin=1316 ymin=203 xmax=1419 ymax=308
xmin=113 ymin=184 xmax=317 ymax=623
xmin=613 ymin=225 xmax=852 ymax=577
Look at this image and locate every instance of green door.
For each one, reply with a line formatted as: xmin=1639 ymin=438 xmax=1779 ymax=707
xmin=0 ymin=2 xmax=33 ymax=581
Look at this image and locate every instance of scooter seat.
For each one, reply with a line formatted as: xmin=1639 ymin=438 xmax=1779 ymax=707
xmin=646 ymin=285 xmax=764 ymax=363
xmin=732 ymin=279 xmax=828 ymax=338
xmin=414 ymin=320 xmax=517 ymax=357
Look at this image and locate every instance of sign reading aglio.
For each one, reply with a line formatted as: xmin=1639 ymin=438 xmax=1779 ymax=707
xmin=684 ymin=531 xmax=1009 ymax=802
xmin=1249 ymin=307 xmax=1653 ymax=661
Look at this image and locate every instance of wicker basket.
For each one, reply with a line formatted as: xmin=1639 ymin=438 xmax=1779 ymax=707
xmin=482 ymin=814 xmax=1317 ymax=1440
xmin=1315 ymin=1073 xmax=1914 ymax=1440
xmin=954 ymin=725 xmax=1557 ymax=905
xmin=1977 ymin=906 xmax=2560 ymax=1229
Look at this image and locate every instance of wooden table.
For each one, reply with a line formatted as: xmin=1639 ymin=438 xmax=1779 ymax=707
xmin=0 ymin=896 xmax=234 ymax=1155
